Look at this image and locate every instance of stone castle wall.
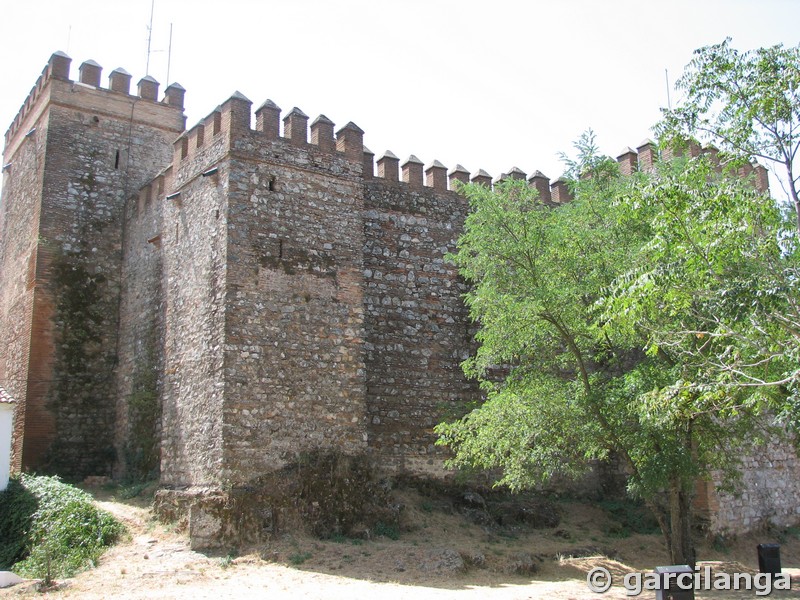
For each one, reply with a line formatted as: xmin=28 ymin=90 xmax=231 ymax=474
xmin=143 ymin=94 xmax=486 ymax=489
xmin=155 ymin=106 xmax=231 ymax=487
xmin=362 ymin=180 xmax=480 ymax=474
xmin=220 ymin=110 xmax=369 ymax=484
xmin=695 ymin=436 xmax=800 ymax=534
xmin=115 ymin=168 xmax=166 ymax=480
xmin=1 ymin=52 xmax=184 ymax=476
xmin=2 ymin=51 xmax=798 ymax=538
xmin=0 ymin=95 xmax=44 ymax=474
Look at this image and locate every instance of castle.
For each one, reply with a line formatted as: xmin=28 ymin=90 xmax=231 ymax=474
xmin=2 ymin=52 xmax=799 ymax=544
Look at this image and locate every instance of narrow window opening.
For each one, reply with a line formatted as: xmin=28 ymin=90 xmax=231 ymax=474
xmin=114 ymin=150 xmax=120 ymax=169
xmin=215 ymin=209 xmax=220 ymax=220
xmin=278 ymin=239 xmax=283 ymax=259
xmin=269 ymin=175 xmax=276 ymax=191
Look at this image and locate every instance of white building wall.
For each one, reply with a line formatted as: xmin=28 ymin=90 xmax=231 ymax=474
xmin=0 ymin=403 xmax=13 ymax=491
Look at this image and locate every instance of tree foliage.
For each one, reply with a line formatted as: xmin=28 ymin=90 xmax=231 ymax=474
xmin=600 ymin=155 xmax=799 ymax=422
xmin=629 ymin=38 xmax=800 ymax=415
xmin=658 ymin=38 xmax=800 ymax=229
xmin=436 ymin=121 xmax=796 ymax=564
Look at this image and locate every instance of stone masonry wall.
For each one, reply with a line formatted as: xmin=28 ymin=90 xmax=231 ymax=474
xmin=1 ymin=53 xmax=184 ymax=477
xmin=363 ymin=181 xmax=480 ymax=475
xmin=32 ymin=83 xmax=181 ymax=477
xmin=220 ymin=115 xmax=368 ymax=484
xmin=698 ymin=437 xmax=800 ymax=534
xmin=0 ymin=105 xmax=46 ymax=473
xmin=115 ymin=179 xmax=166 ymax=480
xmin=157 ymin=113 xmax=229 ymax=487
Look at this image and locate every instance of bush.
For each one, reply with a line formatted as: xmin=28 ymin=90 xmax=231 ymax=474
xmin=599 ymin=498 xmax=660 ymax=537
xmin=0 ymin=474 xmax=124 ymax=582
xmin=0 ymin=477 xmax=38 ymax=568
xmin=373 ymin=521 xmax=400 ymax=540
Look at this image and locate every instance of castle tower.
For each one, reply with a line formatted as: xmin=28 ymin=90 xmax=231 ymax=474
xmin=0 ymin=52 xmax=185 ymax=476
xmin=140 ymin=96 xmax=374 ymax=489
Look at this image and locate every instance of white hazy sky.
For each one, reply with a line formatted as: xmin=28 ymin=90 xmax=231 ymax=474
xmin=1 ymin=0 xmax=798 ymax=182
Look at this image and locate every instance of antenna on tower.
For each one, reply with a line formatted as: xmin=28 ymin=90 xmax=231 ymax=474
xmin=166 ymin=23 xmax=173 ymax=84
xmin=145 ymin=0 xmax=155 ymax=75
xmin=665 ymin=68 xmax=672 ymax=110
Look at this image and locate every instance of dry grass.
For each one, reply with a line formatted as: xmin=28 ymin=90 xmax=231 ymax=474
xmin=2 ymin=483 xmax=800 ymax=599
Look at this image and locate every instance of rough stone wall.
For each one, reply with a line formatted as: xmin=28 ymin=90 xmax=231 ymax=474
xmin=697 ymin=437 xmax=800 ymax=534
xmin=0 ymin=107 xmax=47 ymax=473
xmin=362 ymin=181 xmax=480 ymax=475
xmin=115 ymin=181 xmax=166 ymax=480
xmin=35 ymin=103 xmax=128 ymax=475
xmin=1 ymin=58 xmax=184 ymax=477
xmin=219 ymin=127 xmax=368 ymax=484
xmin=157 ymin=119 xmax=229 ymax=487
xmin=32 ymin=84 xmax=181 ymax=477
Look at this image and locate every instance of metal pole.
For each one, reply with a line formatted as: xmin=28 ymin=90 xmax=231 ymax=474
xmin=146 ymin=0 xmax=155 ymax=75
xmin=665 ymin=69 xmax=672 ymax=110
xmin=166 ymin=23 xmax=173 ymax=84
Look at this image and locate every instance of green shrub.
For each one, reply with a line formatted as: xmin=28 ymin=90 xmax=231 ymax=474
xmin=288 ymin=551 xmax=312 ymax=565
xmin=0 ymin=474 xmax=124 ymax=582
xmin=599 ymin=499 xmax=660 ymax=537
xmin=0 ymin=477 xmax=38 ymax=568
xmin=373 ymin=521 xmax=400 ymax=540
xmin=116 ymin=480 xmax=154 ymax=500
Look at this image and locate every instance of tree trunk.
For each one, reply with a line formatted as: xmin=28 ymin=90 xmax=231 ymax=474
xmin=668 ymin=477 xmax=696 ymax=567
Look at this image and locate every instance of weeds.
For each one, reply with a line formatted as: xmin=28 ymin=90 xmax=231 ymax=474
xmin=373 ymin=521 xmax=400 ymax=540
xmin=219 ymin=552 xmax=236 ymax=569
xmin=0 ymin=475 xmax=124 ymax=582
xmin=288 ymin=552 xmax=313 ymax=565
xmin=599 ymin=499 xmax=660 ymax=537
xmin=711 ymin=534 xmax=731 ymax=554
xmin=116 ymin=481 xmax=154 ymax=500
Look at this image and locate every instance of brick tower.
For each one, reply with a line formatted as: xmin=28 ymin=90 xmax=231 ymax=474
xmin=0 ymin=52 xmax=185 ymax=476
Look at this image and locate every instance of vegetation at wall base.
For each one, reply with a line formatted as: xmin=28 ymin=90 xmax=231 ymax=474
xmin=0 ymin=474 xmax=124 ymax=583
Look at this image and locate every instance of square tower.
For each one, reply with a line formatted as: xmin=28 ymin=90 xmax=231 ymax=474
xmin=0 ymin=52 xmax=185 ymax=476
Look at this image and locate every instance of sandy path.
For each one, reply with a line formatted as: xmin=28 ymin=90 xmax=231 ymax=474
xmin=3 ymin=493 xmax=800 ymax=599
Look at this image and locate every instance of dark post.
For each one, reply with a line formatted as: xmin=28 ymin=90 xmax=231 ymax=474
xmin=654 ymin=565 xmax=695 ymax=600
xmin=757 ymin=543 xmax=781 ymax=576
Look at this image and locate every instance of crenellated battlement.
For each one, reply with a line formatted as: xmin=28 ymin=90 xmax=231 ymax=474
xmin=173 ymin=93 xmax=368 ymax=173
xmin=3 ymin=52 xmax=62 ymax=147
xmin=6 ymin=52 xmax=773 ymax=205
xmin=4 ymin=52 xmax=186 ymax=150
xmin=162 ymin=86 xmax=771 ymax=204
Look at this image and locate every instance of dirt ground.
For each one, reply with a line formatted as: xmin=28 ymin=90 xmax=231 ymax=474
xmin=2 ymin=483 xmax=800 ymax=599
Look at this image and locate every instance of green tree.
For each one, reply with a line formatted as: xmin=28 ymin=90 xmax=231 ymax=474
xmin=436 ymin=132 xmax=791 ymax=565
xmin=627 ymin=38 xmax=800 ymax=414
xmin=658 ymin=38 xmax=800 ymax=231
xmin=438 ymin=41 xmax=800 ymax=565
xmin=601 ymin=156 xmax=799 ymax=419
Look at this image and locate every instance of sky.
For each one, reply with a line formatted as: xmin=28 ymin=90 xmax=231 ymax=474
xmin=1 ymin=0 xmax=799 ymax=183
